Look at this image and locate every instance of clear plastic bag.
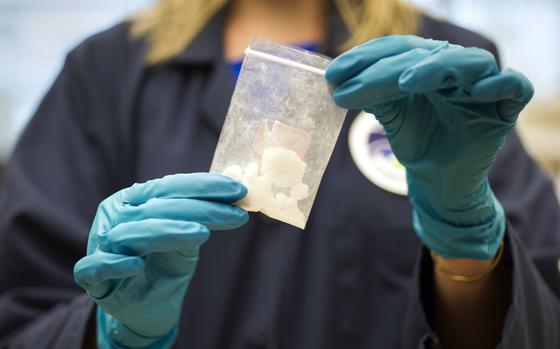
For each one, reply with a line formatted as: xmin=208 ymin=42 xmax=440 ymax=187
xmin=210 ymin=38 xmax=347 ymax=229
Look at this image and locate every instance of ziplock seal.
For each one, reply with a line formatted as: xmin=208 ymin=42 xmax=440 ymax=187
xmin=244 ymin=47 xmax=326 ymax=76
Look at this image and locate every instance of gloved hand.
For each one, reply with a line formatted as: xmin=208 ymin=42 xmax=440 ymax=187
xmin=74 ymin=173 xmax=248 ymax=348
xmin=326 ymin=35 xmax=534 ymax=260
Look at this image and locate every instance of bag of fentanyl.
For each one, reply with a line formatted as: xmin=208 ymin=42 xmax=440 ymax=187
xmin=210 ymin=38 xmax=347 ymax=229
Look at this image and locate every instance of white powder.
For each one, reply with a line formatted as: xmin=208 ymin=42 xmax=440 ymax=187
xmin=290 ymin=182 xmax=309 ymax=200
xmin=222 ymin=146 xmax=309 ymax=228
xmin=261 ymin=147 xmax=306 ymax=188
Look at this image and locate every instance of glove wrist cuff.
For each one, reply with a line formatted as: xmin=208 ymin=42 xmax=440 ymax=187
xmin=97 ymin=307 xmax=178 ymax=349
xmin=412 ymin=189 xmax=506 ymax=260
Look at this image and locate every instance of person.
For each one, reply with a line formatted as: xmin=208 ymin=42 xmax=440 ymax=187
xmin=0 ymin=0 xmax=559 ymax=348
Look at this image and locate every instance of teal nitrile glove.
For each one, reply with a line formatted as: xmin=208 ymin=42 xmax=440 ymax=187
xmin=74 ymin=173 xmax=248 ymax=348
xmin=326 ymin=35 xmax=534 ymax=260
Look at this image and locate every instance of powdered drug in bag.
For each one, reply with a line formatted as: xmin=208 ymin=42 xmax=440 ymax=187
xmin=210 ymin=38 xmax=347 ymax=229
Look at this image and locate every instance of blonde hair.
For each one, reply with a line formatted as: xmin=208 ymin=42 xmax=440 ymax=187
xmin=131 ymin=0 xmax=419 ymax=65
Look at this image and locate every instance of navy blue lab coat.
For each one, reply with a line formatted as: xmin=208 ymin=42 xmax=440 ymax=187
xmin=1 ymin=8 xmax=559 ymax=349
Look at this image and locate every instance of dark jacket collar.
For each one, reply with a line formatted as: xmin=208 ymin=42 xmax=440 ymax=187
xmin=168 ymin=3 xmax=350 ymax=66
xmin=166 ymin=4 xmax=351 ymax=134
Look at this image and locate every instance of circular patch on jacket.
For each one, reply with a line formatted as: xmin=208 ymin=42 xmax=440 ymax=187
xmin=348 ymin=111 xmax=408 ymax=196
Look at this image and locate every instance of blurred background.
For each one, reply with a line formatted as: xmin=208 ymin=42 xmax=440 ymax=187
xmin=0 ymin=0 xmax=559 ymax=196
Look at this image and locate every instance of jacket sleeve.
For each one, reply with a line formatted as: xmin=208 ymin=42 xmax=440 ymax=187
xmin=0 ymin=34 xmax=127 ymax=348
xmin=402 ymin=132 xmax=560 ymax=348
xmin=490 ymin=132 xmax=560 ymax=348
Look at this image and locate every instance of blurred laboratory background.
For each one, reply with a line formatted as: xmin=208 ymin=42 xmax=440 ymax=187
xmin=0 ymin=0 xmax=559 ymax=196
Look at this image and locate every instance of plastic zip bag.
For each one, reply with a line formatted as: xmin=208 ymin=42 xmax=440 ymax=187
xmin=210 ymin=38 xmax=347 ymax=229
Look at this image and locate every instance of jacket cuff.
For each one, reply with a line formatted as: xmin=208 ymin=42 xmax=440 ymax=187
xmin=402 ymin=221 xmax=560 ymax=348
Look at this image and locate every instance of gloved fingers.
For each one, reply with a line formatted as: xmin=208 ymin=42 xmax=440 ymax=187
xmin=326 ymin=35 xmax=446 ymax=86
xmin=398 ymin=46 xmax=499 ymax=94
xmin=471 ymin=68 xmax=534 ymax=121
xmin=97 ymin=219 xmax=210 ymax=256
xmin=332 ymin=47 xmax=432 ymax=109
xmin=118 ymin=198 xmax=249 ymax=230
xmin=74 ymin=251 xmax=144 ymax=298
xmin=120 ymin=173 xmax=247 ymax=206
